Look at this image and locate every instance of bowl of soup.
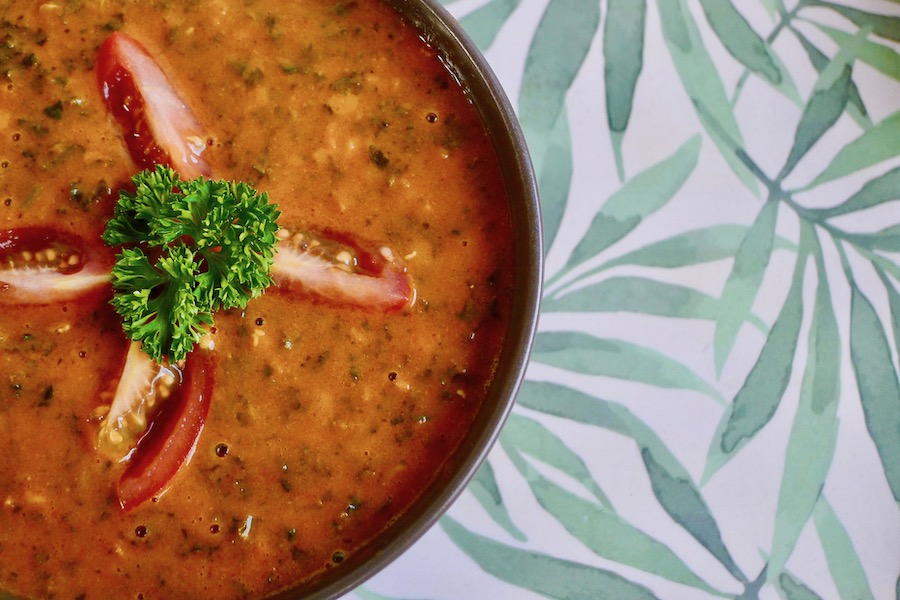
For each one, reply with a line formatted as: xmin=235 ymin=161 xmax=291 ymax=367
xmin=0 ymin=0 xmax=541 ymax=598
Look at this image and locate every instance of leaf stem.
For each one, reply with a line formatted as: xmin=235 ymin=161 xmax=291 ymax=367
xmin=730 ymin=3 xmax=802 ymax=107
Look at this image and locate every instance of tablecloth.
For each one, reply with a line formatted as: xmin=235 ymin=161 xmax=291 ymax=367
xmin=351 ymin=0 xmax=900 ymax=598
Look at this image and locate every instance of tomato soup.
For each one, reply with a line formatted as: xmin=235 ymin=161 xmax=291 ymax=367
xmin=0 ymin=1 xmax=514 ymax=598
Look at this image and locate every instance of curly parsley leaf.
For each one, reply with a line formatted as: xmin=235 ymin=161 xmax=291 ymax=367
xmin=103 ymin=165 xmax=281 ymax=363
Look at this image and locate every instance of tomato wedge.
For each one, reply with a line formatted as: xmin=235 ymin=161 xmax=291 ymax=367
xmin=97 ymin=32 xmax=212 ymax=179
xmin=0 ymin=227 xmax=112 ymax=305
xmin=117 ymin=350 xmax=214 ymax=511
xmin=272 ymin=227 xmax=414 ymax=311
xmin=96 ymin=341 xmax=178 ymax=460
xmin=96 ymin=37 xmax=414 ymax=313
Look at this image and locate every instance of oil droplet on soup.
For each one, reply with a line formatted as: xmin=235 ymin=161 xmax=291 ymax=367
xmin=0 ymin=0 xmax=513 ymax=598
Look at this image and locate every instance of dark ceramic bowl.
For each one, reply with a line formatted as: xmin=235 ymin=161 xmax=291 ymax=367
xmin=271 ymin=0 xmax=543 ymax=597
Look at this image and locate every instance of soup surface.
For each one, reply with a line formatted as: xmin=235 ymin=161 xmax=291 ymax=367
xmin=0 ymin=1 xmax=513 ymax=598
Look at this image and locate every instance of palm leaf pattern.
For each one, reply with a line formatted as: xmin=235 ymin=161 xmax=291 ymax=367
xmin=357 ymin=0 xmax=900 ymax=598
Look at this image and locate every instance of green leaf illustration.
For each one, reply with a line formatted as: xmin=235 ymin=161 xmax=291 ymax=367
xmin=550 ymin=135 xmax=700 ymax=286
xmin=501 ymin=413 xmax=612 ymax=508
xmin=848 ymin=283 xmax=900 ymax=502
xmin=800 ymin=110 xmax=900 ymax=190
xmin=517 ymin=381 xmax=686 ymax=478
xmin=790 ymin=26 xmax=871 ymax=128
xmin=547 ymin=275 xmax=773 ymax=334
xmin=440 ymin=517 xmax=659 ymax=600
xmin=714 ymin=199 xmax=778 ymax=375
xmin=704 ymin=248 xmax=808 ymax=482
xmin=781 ymin=24 xmax=877 ymax=180
xmin=759 ymin=0 xmax=787 ymax=20
xmin=533 ymin=331 xmax=723 ymax=402
xmin=843 ymin=227 xmax=900 ymax=260
xmin=604 ymin=0 xmax=646 ymax=180
xmin=697 ymin=0 xmax=781 ymax=86
xmin=641 ymin=448 xmax=746 ymax=585
xmin=513 ymin=467 xmax=726 ymax=596
xmin=768 ymin=238 xmax=840 ymax=582
xmin=778 ymin=572 xmax=825 ymax=600
xmin=517 ymin=381 xmax=747 ymax=583
xmin=655 ymin=0 xmax=758 ymax=194
xmin=867 ymin=222 xmax=900 ymax=253
xmin=459 ymin=0 xmax=521 ymax=50
xmin=813 ymin=498 xmax=875 ymax=599
xmin=539 ymin=109 xmax=573 ymax=258
xmin=469 ymin=460 xmax=527 ymax=542
xmin=518 ymin=0 xmax=600 ymax=174
xmin=804 ymin=1 xmax=900 ymax=43
xmin=598 ymin=225 xmax=797 ymax=273
xmin=880 ymin=268 xmax=900 ymax=367
xmin=601 ymin=225 xmax=749 ymax=270
xmin=810 ymin=21 xmax=900 ymax=81
xmin=867 ymin=247 xmax=900 ymax=285
xmin=546 ymin=276 xmax=719 ymax=320
xmin=777 ymin=63 xmax=852 ymax=181
xmin=807 ymin=166 xmax=900 ymax=219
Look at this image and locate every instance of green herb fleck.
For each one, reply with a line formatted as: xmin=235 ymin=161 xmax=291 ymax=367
xmin=38 ymin=385 xmax=54 ymax=407
xmin=331 ymin=72 xmax=362 ymax=94
xmin=229 ymin=60 xmax=264 ymax=88
xmin=69 ymin=179 xmax=112 ymax=211
xmin=368 ymin=146 xmax=389 ymax=169
xmin=102 ymin=165 xmax=281 ymax=363
xmin=278 ymin=60 xmax=299 ymax=74
xmin=334 ymin=2 xmax=357 ymax=16
xmin=43 ymin=101 xmax=63 ymax=120
xmin=102 ymin=13 xmax=125 ymax=32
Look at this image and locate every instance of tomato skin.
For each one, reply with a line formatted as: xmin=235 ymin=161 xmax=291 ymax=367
xmin=0 ymin=227 xmax=113 ymax=305
xmin=117 ymin=351 xmax=215 ymax=511
xmin=272 ymin=227 xmax=414 ymax=311
xmin=97 ymin=32 xmax=211 ymax=179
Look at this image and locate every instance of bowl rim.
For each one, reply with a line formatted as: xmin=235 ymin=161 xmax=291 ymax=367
xmin=271 ymin=0 xmax=543 ymax=598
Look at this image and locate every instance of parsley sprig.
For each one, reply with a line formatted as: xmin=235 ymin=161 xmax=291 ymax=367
xmin=102 ymin=165 xmax=281 ymax=363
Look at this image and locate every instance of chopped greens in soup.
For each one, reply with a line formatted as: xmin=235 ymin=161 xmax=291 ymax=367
xmin=0 ymin=0 xmax=514 ymax=598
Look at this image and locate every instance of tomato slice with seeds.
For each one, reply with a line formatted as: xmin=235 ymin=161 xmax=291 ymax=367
xmin=97 ymin=32 xmax=212 ymax=179
xmin=0 ymin=227 xmax=112 ymax=305
xmin=96 ymin=341 xmax=179 ymax=461
xmin=272 ymin=227 xmax=414 ymax=311
xmin=117 ymin=349 xmax=215 ymax=512
xmin=97 ymin=36 xmax=414 ymax=313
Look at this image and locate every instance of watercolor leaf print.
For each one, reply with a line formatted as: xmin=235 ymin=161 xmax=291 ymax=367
xmin=442 ymin=517 xmax=659 ymax=600
xmin=849 ymin=283 xmax=900 ymax=501
xmin=704 ymin=247 xmax=806 ymax=481
xmin=352 ymin=1 xmax=900 ymax=599
xmin=767 ymin=227 xmax=841 ymax=582
xmin=517 ymin=0 xmax=600 ymax=176
xmin=546 ymin=134 xmax=701 ymax=289
xmin=712 ymin=199 xmax=779 ymax=376
xmin=803 ymin=110 xmax=900 ymax=189
xmin=655 ymin=0 xmax=759 ymax=194
xmin=536 ymin=109 xmax=573 ymax=255
xmin=699 ymin=0 xmax=803 ymax=106
xmin=603 ymin=0 xmax=646 ymax=180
